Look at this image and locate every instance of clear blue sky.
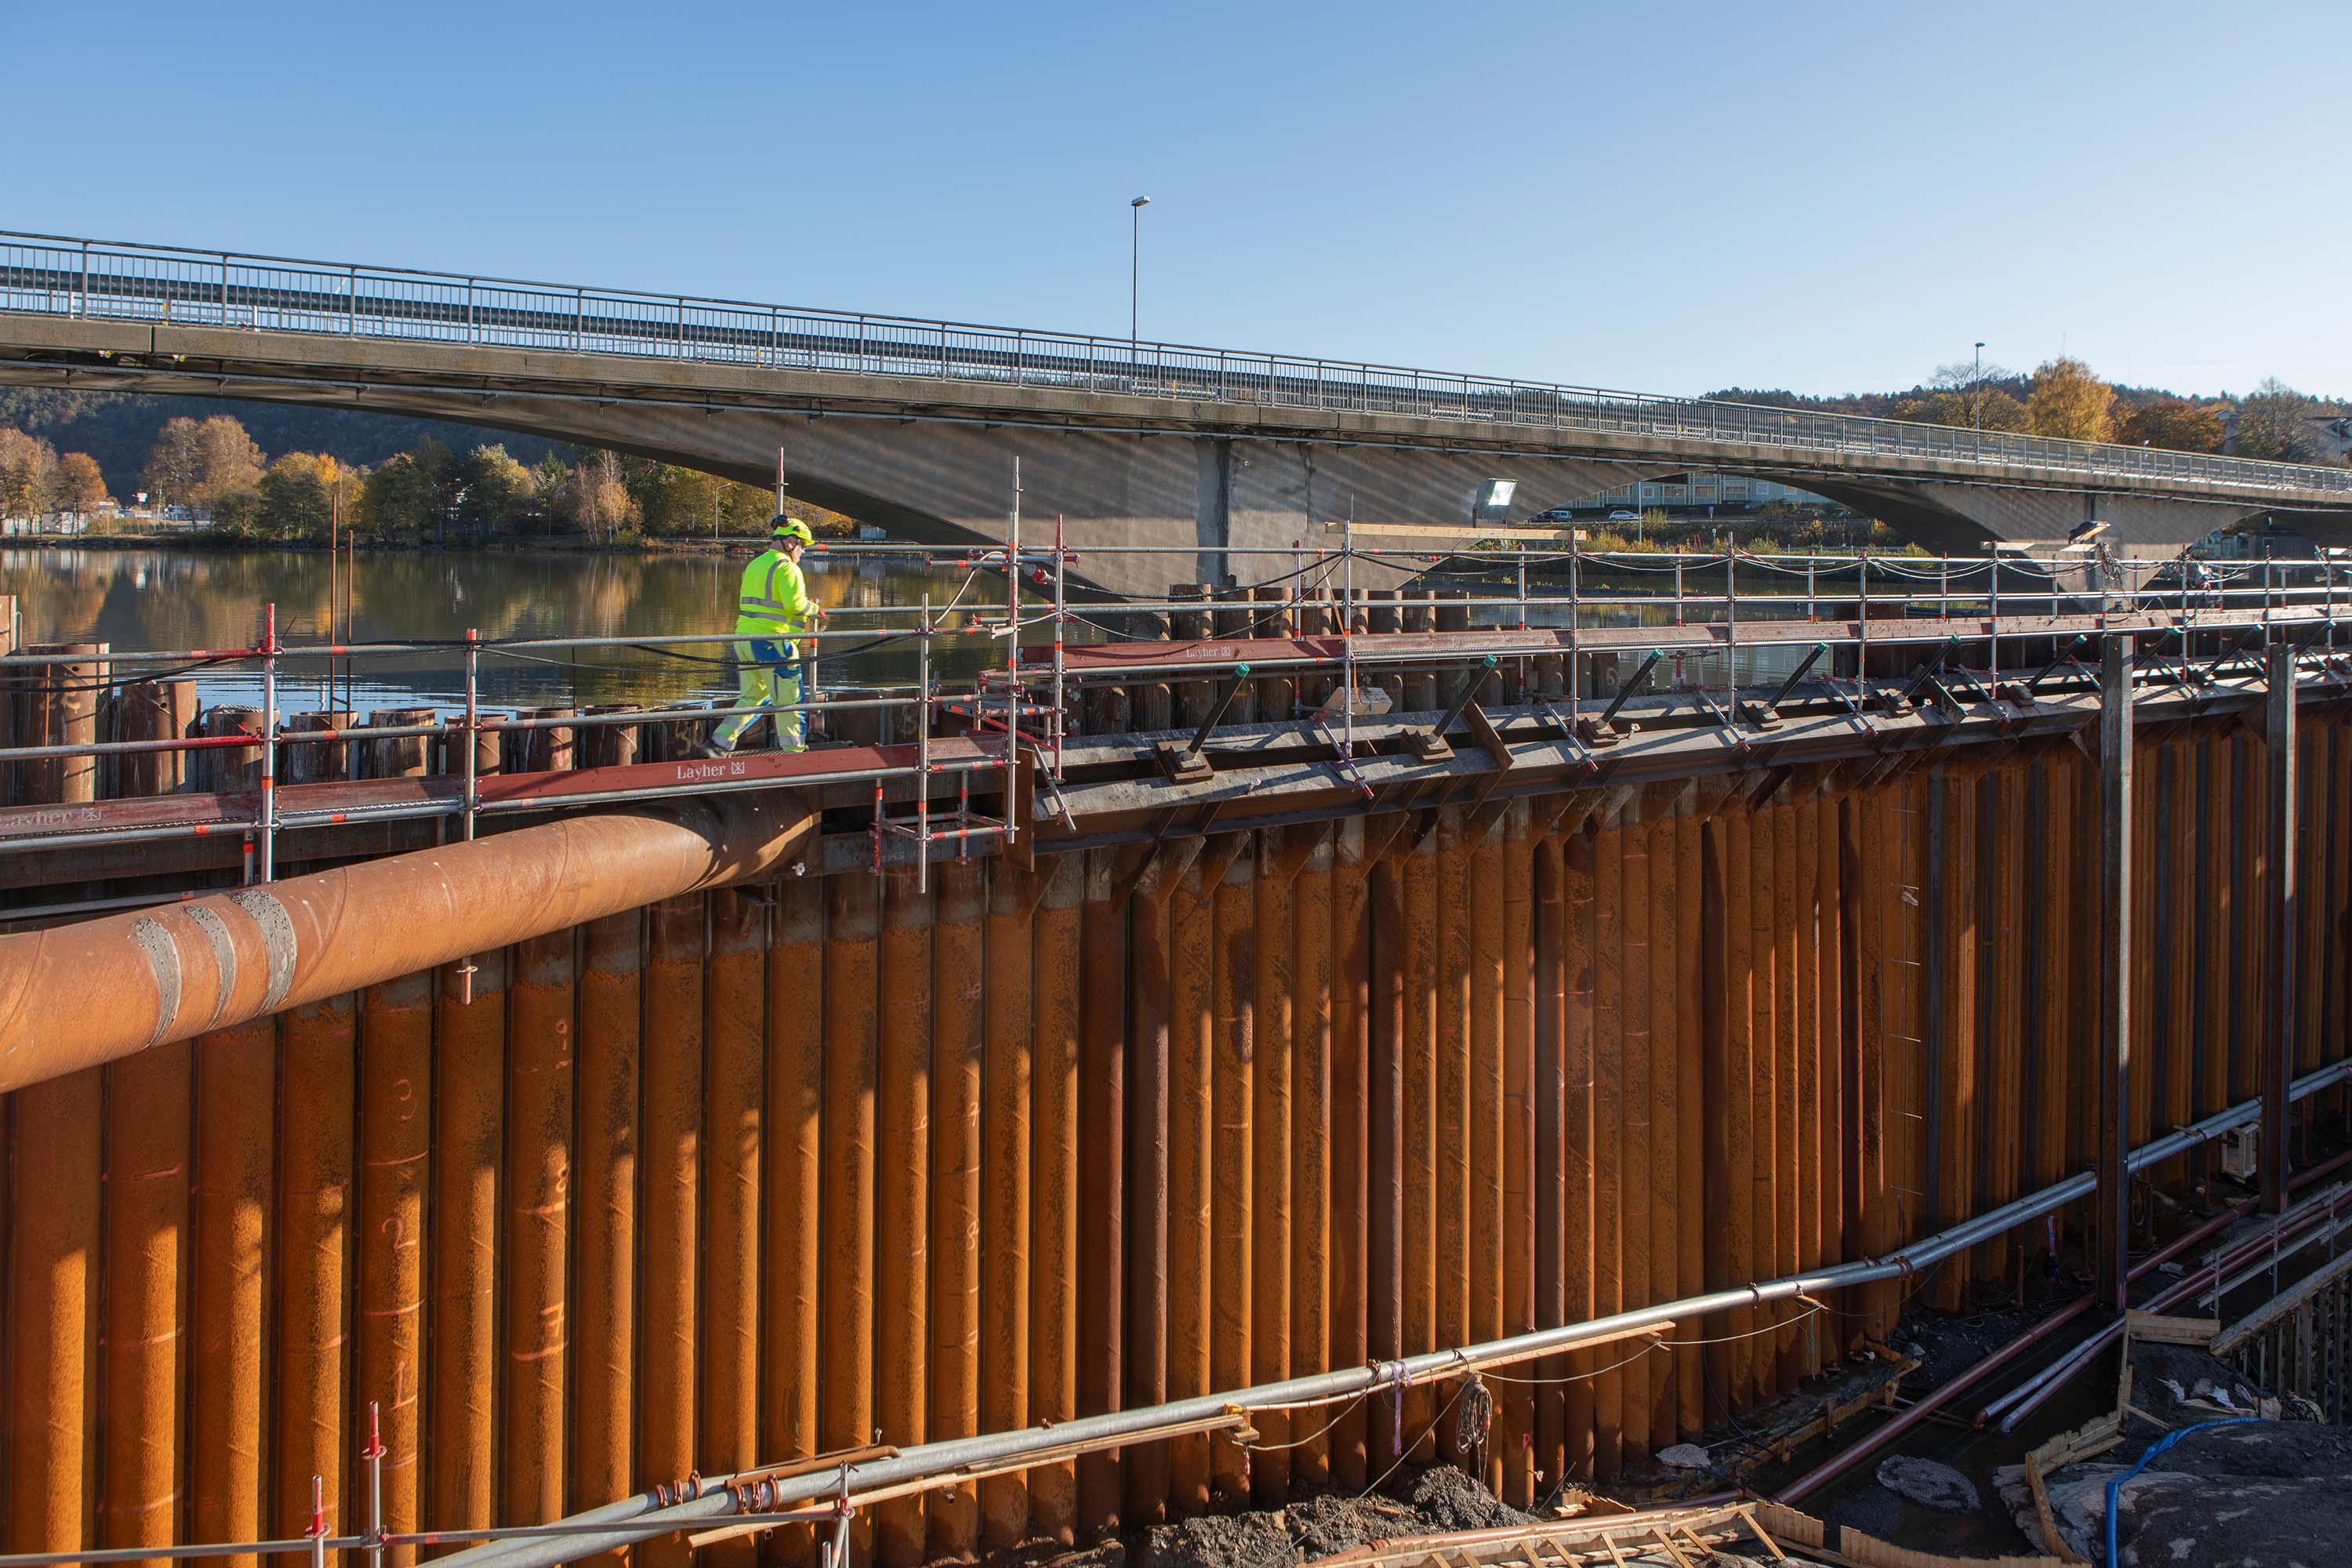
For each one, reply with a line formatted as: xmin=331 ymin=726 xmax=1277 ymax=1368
xmin=15 ymin=1 xmax=2347 ymax=400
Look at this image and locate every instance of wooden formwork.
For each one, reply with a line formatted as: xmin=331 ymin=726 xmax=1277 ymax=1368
xmin=5 ymin=720 xmax=2352 ymax=1558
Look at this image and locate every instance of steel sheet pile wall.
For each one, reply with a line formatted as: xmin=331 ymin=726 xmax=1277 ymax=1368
xmin=5 ymin=718 xmax=2352 ymax=1561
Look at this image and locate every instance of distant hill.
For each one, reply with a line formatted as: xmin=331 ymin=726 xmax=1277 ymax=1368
xmin=0 ymin=388 xmax=564 ymax=500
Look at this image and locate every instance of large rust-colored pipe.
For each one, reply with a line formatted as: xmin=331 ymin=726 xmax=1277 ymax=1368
xmin=0 ymin=793 xmax=812 ymax=1094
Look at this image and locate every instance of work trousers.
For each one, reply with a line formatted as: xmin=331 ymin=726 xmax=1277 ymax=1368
xmin=711 ymin=637 xmax=805 ymax=752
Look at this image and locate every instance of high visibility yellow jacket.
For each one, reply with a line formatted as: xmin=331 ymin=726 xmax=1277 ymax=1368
xmin=735 ymin=548 xmax=815 ymax=643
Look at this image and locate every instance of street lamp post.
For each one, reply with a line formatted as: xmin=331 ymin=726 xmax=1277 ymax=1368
xmin=1130 ymin=196 xmax=1150 ymax=376
xmin=1973 ymin=340 xmax=1987 ymax=429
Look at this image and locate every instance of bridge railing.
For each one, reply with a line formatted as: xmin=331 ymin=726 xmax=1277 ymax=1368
xmin=5 ymin=229 xmax=2352 ymax=501
xmin=0 ymin=537 xmax=2343 ymax=919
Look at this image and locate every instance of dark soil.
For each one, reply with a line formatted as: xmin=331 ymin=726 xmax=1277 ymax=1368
xmin=984 ymin=1466 xmax=1529 ymax=1568
xmin=1998 ymin=1340 xmax=2352 ymax=1566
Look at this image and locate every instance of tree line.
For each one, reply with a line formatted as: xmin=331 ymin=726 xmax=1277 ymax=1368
xmin=0 ymin=426 xmax=114 ymax=527
xmin=123 ymin=415 xmax=832 ymax=545
xmin=1714 ymin=358 xmax=2345 ymax=461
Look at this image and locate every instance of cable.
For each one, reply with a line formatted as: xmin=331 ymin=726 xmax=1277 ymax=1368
xmin=2104 ymin=1419 xmax=2264 ymax=1568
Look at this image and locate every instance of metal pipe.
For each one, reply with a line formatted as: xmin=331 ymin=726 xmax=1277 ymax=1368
xmin=1182 ymin=666 xmax=1252 ymax=758
xmin=0 ymin=792 xmax=815 ymax=1093
xmin=1762 ymin=643 xmax=1828 ymax=711
xmin=1430 ymin=655 xmax=1501 ymax=739
xmin=1595 ymin=652 xmax=1662 ymax=727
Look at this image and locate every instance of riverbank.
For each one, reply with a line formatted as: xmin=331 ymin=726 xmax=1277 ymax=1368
xmin=0 ymin=528 xmax=869 ymax=557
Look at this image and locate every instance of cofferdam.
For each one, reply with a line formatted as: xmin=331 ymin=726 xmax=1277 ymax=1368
xmin=0 ymin=550 xmax=2346 ymax=1566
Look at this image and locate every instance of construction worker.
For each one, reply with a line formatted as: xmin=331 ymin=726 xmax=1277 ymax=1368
xmin=697 ymin=516 xmax=821 ymax=757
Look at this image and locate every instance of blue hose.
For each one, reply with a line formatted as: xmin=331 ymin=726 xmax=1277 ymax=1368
xmin=2104 ymin=1417 xmax=2266 ymax=1567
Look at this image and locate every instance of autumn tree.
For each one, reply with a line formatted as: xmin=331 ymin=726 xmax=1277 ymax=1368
xmin=2026 ymin=356 xmax=2116 ymax=443
xmin=2230 ymin=379 xmax=2320 ymax=462
xmin=142 ymin=416 xmax=204 ymax=508
xmin=621 ymin=456 xmax=773 ymax=538
xmin=191 ymin=416 xmax=266 ymax=506
xmin=558 ymin=450 xmax=640 ymax=543
xmin=53 ymin=452 xmax=109 ymax=521
xmin=1896 ymin=387 xmax=2029 ymax=432
xmin=356 ymin=438 xmax=456 ymax=543
xmin=146 ymin=414 xmax=267 ymax=516
xmin=256 ymin=453 xmax=343 ymax=541
xmin=2114 ymin=397 xmax=2223 ymax=454
xmin=455 ymin=445 xmax=536 ymax=536
xmin=0 ymin=426 xmax=58 ymax=521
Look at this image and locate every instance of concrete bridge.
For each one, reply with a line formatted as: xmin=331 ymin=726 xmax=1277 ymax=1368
xmin=6 ymin=230 xmax=2352 ymax=596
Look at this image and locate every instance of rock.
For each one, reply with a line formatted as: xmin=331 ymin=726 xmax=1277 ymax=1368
xmin=1657 ymin=1443 xmax=1713 ymax=1470
xmin=1875 ymin=1455 xmax=1981 ymax=1513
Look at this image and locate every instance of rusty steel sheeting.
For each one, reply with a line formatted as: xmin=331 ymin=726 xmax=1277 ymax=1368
xmin=1250 ymin=831 xmax=1297 ymax=1504
xmin=0 ymin=794 xmax=811 ymax=1095
xmin=764 ymin=877 xmax=825 ymax=1568
xmin=272 ymin=993 xmax=352 ymax=1542
xmin=1165 ymin=860 xmax=1214 ymax=1517
xmin=6 ymin=1065 xmax=100 ymax=1552
xmin=189 ymin=1021 xmax=274 ymax=1568
xmin=638 ymin=897 xmax=703 ymax=1568
xmin=100 ymin=1036 xmax=190 ymax=1568
xmin=569 ymin=912 xmax=639 ymax=1563
xmin=978 ymin=867 xmax=1036 ymax=1547
xmin=505 ymin=932 xmax=576 ymax=1531
xmin=16 ymin=728 xmax=2352 ymax=1560
xmin=703 ymin=891 xmax=766 ymax=1568
xmin=434 ymin=952 xmax=507 ymax=1544
xmin=1027 ymin=857 xmax=1083 ymax=1541
xmin=927 ymin=862 xmax=985 ymax=1559
xmin=877 ymin=873 xmax=935 ymax=1566
xmin=358 ymin=972 xmax=432 ymax=1566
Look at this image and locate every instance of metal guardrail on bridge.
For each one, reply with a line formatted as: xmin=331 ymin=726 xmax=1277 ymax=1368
xmin=5 ymin=228 xmax=2351 ymax=500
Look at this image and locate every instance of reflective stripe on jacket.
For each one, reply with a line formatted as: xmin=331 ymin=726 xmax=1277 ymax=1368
xmin=735 ymin=548 xmax=814 ymax=636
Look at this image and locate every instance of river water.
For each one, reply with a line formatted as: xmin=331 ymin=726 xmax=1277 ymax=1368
xmin=0 ymin=545 xmax=1816 ymax=720
xmin=0 ymin=545 xmax=1042 ymax=715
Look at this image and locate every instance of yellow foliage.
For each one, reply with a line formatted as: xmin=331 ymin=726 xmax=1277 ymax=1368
xmin=2027 ymin=356 xmax=2116 ymax=443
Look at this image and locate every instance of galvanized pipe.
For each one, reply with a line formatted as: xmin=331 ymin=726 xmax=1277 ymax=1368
xmin=0 ymin=792 xmax=815 ymax=1094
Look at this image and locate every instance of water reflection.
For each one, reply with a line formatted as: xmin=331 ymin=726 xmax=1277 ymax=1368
xmin=0 ymin=546 xmax=1050 ymax=715
xmin=0 ymin=546 xmax=1845 ymax=721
